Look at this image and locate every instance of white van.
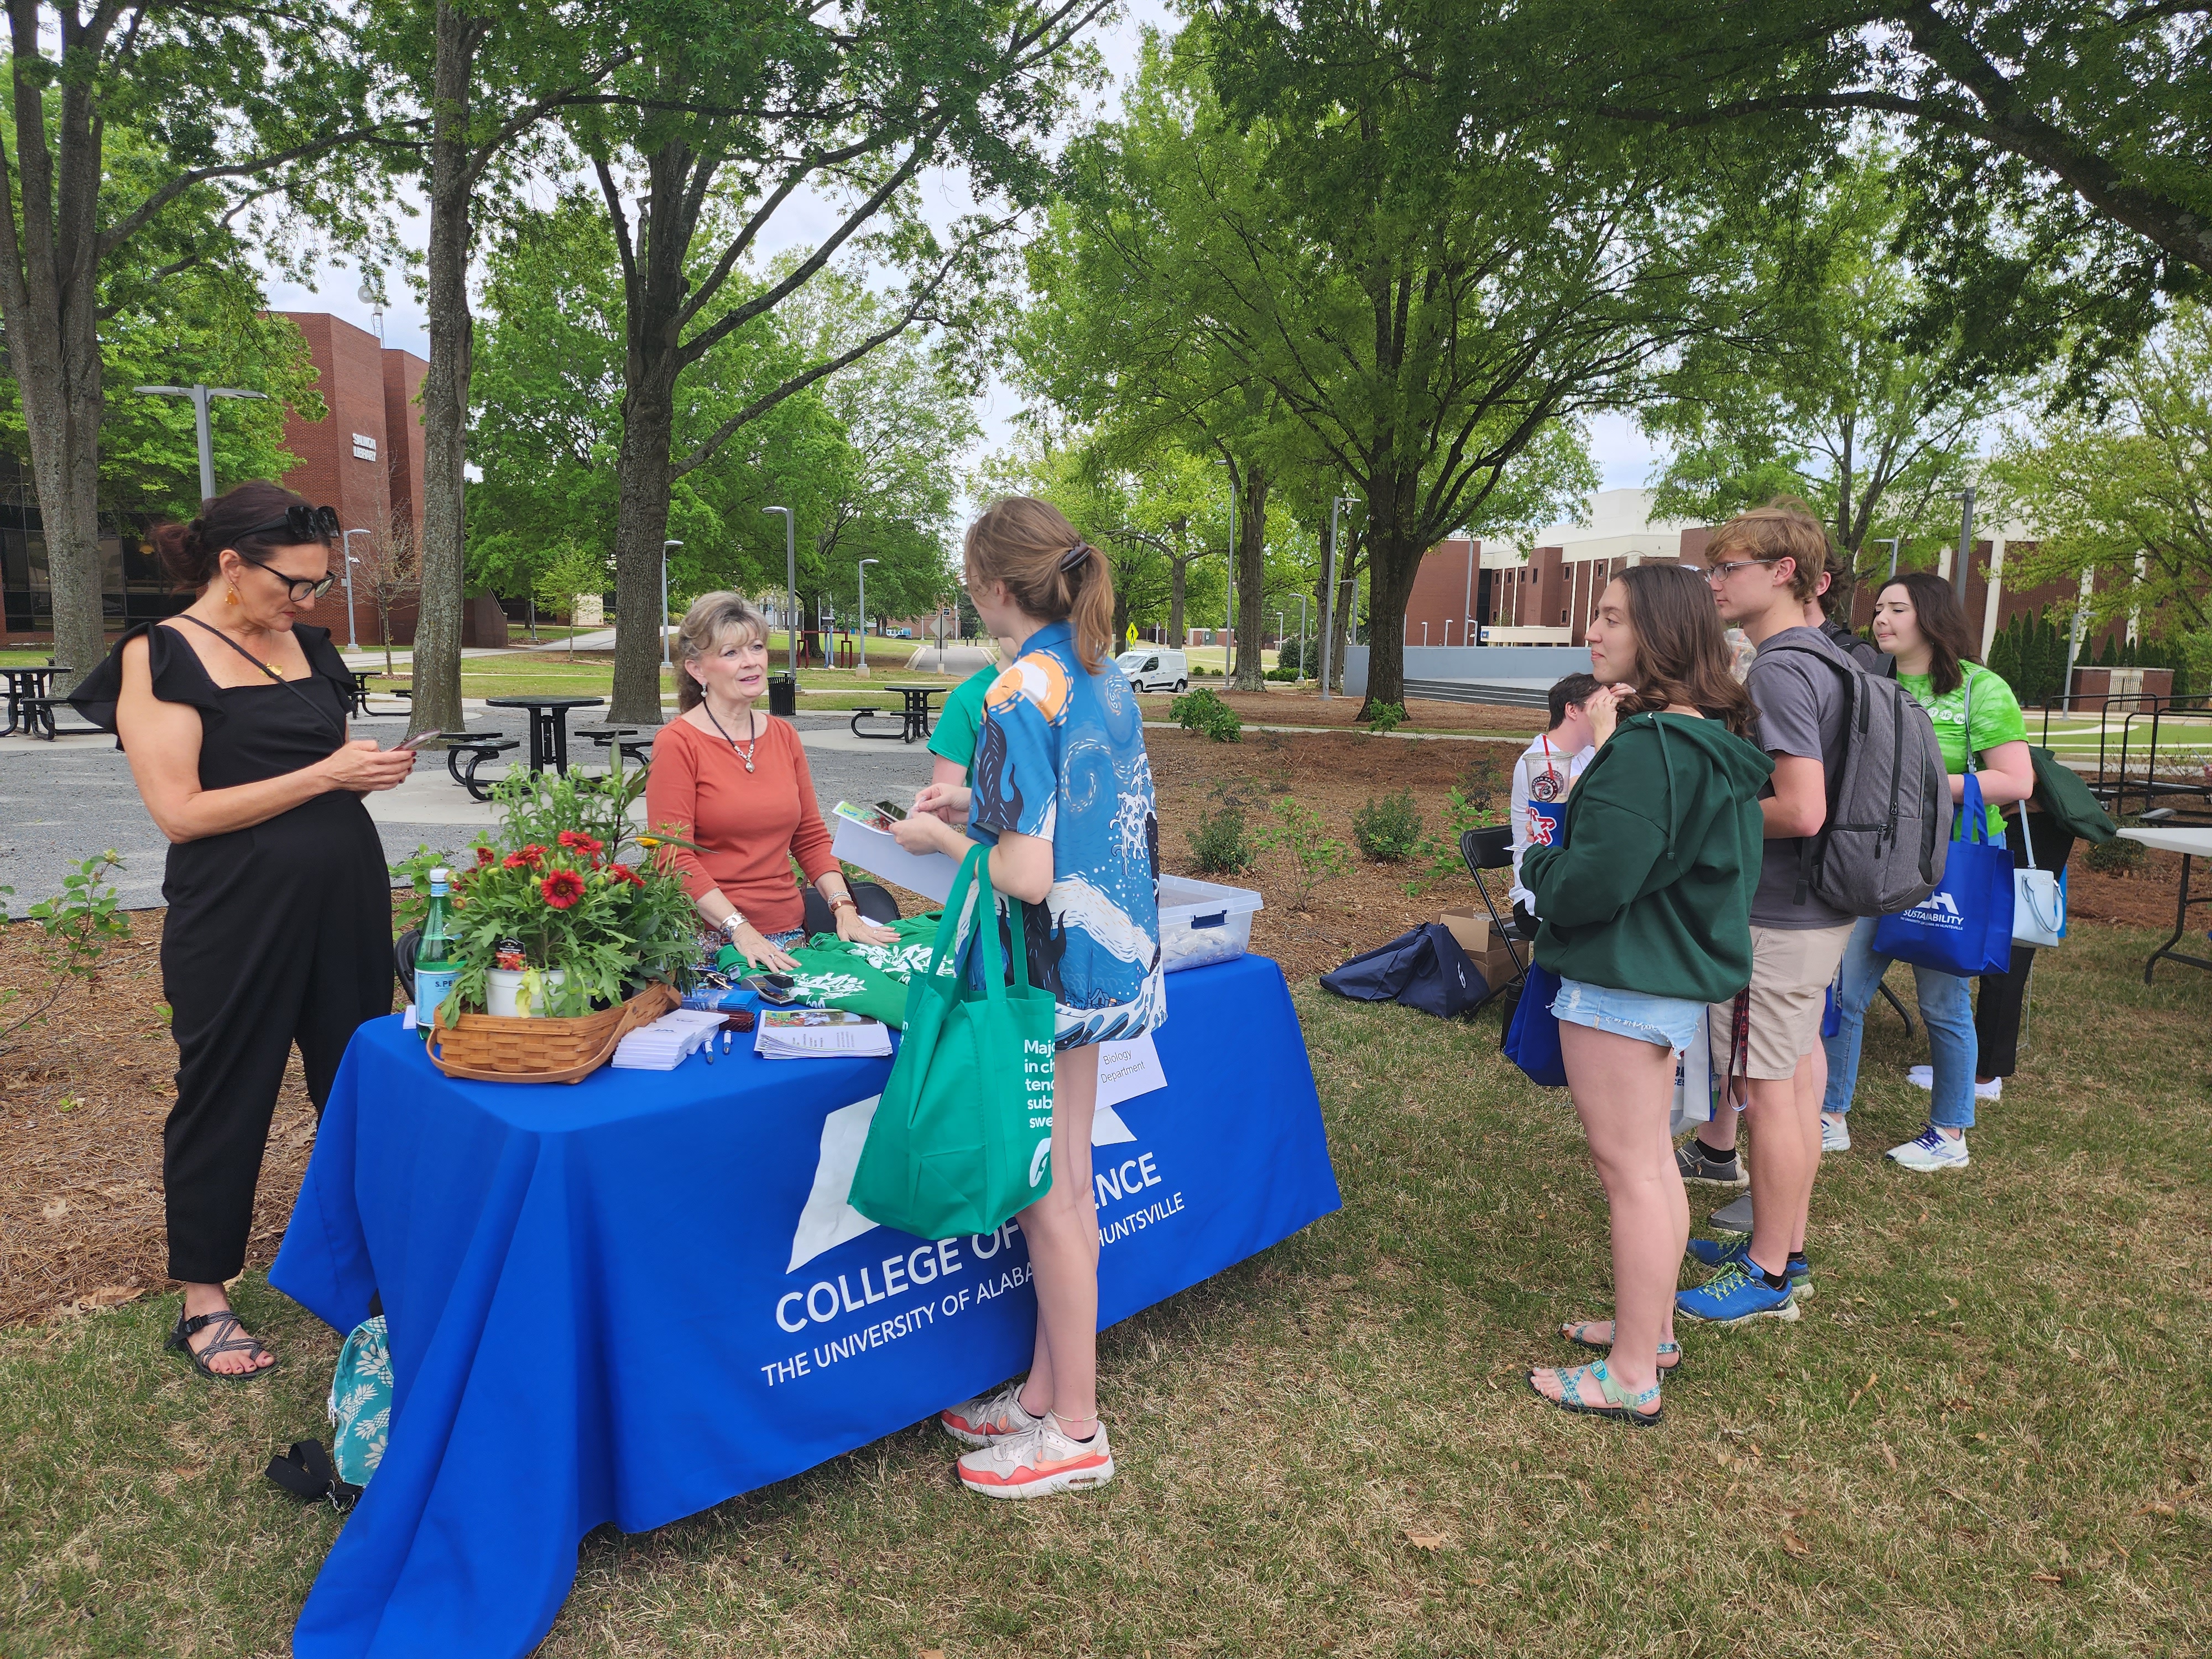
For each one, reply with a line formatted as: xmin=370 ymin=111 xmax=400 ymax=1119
xmin=1115 ymin=648 xmax=1188 ymax=693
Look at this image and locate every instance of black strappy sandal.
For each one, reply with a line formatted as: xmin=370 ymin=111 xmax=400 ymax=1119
xmin=167 ymin=1307 xmax=276 ymax=1380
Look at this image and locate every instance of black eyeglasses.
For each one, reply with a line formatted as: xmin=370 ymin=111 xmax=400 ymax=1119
xmin=241 ymin=503 xmax=341 ymax=546
xmin=244 ymin=560 xmax=337 ymax=603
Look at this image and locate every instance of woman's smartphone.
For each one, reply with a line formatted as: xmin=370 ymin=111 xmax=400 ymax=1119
xmin=874 ymin=799 xmax=908 ymax=821
xmin=390 ymin=731 xmax=432 ymax=752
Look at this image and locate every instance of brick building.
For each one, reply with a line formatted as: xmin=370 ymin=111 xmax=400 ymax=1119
xmin=2 ymin=310 xmax=504 ymax=648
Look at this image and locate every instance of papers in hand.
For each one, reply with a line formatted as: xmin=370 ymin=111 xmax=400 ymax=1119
xmin=754 ymin=1007 xmax=893 ymax=1060
xmin=611 ymin=1008 xmax=728 ymax=1070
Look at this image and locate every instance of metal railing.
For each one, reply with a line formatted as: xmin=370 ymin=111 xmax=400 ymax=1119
xmin=2036 ymin=693 xmax=2212 ymax=820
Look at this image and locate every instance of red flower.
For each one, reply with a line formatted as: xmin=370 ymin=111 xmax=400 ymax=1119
xmin=557 ymin=831 xmax=604 ymax=857
xmin=607 ymin=863 xmax=645 ymax=889
xmin=503 ymin=851 xmax=531 ymax=869
xmin=540 ymin=869 xmax=587 ymax=909
xmin=474 ymin=846 xmax=496 ymax=867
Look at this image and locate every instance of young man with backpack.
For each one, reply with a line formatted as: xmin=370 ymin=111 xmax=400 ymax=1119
xmin=1675 ymin=502 xmax=1874 ymax=1325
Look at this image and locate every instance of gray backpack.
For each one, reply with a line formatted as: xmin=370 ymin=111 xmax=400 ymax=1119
xmin=1756 ymin=634 xmax=1953 ymax=916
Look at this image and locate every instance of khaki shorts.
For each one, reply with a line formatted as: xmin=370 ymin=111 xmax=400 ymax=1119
xmin=1709 ymin=922 xmax=1855 ymax=1083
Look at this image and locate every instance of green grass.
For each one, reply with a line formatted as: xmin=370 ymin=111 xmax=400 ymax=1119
xmin=3 ymin=925 xmax=2207 ymax=1655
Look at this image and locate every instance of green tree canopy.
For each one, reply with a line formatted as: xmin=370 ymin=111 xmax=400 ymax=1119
xmin=1988 ymin=302 xmax=2212 ymax=649
xmin=1641 ymin=152 xmax=2016 ymax=604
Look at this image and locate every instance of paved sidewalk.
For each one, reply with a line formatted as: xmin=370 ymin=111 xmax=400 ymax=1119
xmin=1 ymin=708 xmax=935 ymax=911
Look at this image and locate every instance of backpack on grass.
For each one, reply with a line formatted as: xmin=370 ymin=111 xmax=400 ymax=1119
xmin=1755 ymin=633 xmax=1953 ymax=917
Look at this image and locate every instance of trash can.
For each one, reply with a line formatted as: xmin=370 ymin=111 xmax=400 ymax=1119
xmin=768 ymin=672 xmax=796 ymax=717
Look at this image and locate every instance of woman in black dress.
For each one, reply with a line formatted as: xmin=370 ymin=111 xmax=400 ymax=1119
xmin=70 ymin=482 xmax=413 ymax=1377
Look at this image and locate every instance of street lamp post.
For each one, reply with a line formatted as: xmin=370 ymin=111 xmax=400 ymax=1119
xmin=1876 ymin=536 xmax=1902 ymax=580
xmin=1320 ymin=493 xmax=1353 ymax=700
xmin=764 ymin=507 xmax=796 ymax=679
xmin=340 ymin=528 xmax=371 ymax=650
xmin=856 ymin=558 xmax=878 ymax=673
xmin=1954 ymin=487 xmax=1975 ymax=601
xmin=133 ymin=383 xmax=265 ymax=502
xmin=660 ymin=539 xmax=681 ymax=669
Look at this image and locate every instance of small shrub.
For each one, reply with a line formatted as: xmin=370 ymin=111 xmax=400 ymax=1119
xmin=1365 ymin=701 xmax=1407 ymax=734
xmin=1187 ymin=803 xmax=1255 ymax=874
xmin=1254 ymin=796 xmax=1353 ymax=911
xmin=1352 ymin=789 xmax=1425 ymax=862
xmin=1172 ymin=686 xmax=1243 ymax=742
xmin=1405 ymin=786 xmax=1503 ymax=896
xmin=1 ymin=850 xmax=130 ymax=1050
xmin=1263 ymin=665 xmax=1301 ymax=682
xmin=2084 ymin=836 xmax=2145 ymax=876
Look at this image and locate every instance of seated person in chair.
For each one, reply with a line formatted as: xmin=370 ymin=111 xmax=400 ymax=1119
xmin=646 ymin=591 xmax=898 ymax=970
xmin=1507 ymin=672 xmax=1599 ymax=937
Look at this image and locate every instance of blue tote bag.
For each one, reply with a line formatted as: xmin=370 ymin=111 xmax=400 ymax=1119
xmin=1502 ymin=962 xmax=1568 ymax=1087
xmin=1872 ymin=772 xmax=2014 ymax=977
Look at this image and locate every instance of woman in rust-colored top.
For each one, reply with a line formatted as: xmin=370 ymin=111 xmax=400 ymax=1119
xmin=646 ymin=592 xmax=896 ymax=968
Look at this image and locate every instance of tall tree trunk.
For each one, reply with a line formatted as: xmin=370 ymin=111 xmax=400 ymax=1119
xmin=1360 ymin=477 xmax=1423 ymax=715
xmin=410 ymin=1 xmax=487 ymax=739
xmin=1 ymin=12 xmax=111 ymax=692
xmin=610 ymin=384 xmax=677 ymax=721
xmin=1168 ymin=556 xmax=1187 ymax=646
xmin=1230 ymin=465 xmax=1267 ymax=691
xmin=607 ymin=138 xmax=706 ymax=725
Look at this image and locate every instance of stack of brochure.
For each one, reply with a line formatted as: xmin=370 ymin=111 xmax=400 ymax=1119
xmin=753 ymin=1008 xmax=893 ymax=1060
xmin=610 ymin=1008 xmax=728 ymax=1070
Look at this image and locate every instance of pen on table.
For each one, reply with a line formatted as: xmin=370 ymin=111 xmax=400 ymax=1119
xmin=701 ymin=1035 xmax=716 ymax=1065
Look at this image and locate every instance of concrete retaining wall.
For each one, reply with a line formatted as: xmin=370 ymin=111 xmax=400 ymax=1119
xmin=1342 ymin=644 xmax=1595 ymax=698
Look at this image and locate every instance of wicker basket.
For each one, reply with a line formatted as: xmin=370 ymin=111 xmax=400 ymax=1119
xmin=427 ymin=980 xmax=681 ymax=1084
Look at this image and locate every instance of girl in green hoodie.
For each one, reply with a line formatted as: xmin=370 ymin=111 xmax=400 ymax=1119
xmin=1522 ymin=563 xmax=1772 ymax=1425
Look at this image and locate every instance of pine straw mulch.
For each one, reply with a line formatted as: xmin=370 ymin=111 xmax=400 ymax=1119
xmin=1 ymin=722 xmax=2198 ymax=1327
xmin=1135 ymin=684 xmax=1542 ymax=734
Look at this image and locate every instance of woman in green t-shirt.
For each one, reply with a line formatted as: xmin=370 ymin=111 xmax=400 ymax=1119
xmin=1823 ymin=571 xmax=2035 ymax=1174
xmin=913 ymin=635 xmax=1019 ymax=825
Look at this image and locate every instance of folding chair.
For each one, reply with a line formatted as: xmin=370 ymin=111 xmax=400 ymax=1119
xmin=1459 ymin=825 xmax=1530 ymax=1013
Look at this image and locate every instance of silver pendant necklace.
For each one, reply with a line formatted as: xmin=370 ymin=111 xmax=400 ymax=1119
xmin=703 ymin=702 xmax=759 ymax=772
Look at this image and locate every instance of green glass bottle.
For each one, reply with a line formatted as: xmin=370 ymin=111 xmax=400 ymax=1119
xmin=414 ymin=868 xmax=462 ymax=1040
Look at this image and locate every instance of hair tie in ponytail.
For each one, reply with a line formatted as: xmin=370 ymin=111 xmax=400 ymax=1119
xmin=1058 ymin=541 xmax=1089 ymax=573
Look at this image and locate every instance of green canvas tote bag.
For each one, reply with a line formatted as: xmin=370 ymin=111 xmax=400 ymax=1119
xmin=849 ymin=846 xmax=1060 ymax=1239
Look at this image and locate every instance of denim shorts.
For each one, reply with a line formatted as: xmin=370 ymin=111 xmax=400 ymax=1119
xmin=1551 ymin=976 xmax=1706 ymax=1054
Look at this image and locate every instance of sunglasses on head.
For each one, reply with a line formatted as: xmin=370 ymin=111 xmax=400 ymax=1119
xmin=240 ymin=503 xmax=341 ymax=546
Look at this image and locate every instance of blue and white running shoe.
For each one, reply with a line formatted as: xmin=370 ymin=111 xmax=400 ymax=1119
xmin=1676 ymin=1258 xmax=1801 ymax=1326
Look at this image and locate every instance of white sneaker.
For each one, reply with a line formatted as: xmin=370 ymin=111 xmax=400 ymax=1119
xmin=1821 ymin=1114 xmax=1851 ymax=1152
xmin=939 ymin=1380 xmax=1042 ymax=1448
xmin=1976 ymin=1077 xmax=2002 ymax=1100
xmin=1906 ymin=1065 xmax=1933 ymax=1089
xmin=956 ymin=1413 xmax=1115 ymax=1499
xmin=1887 ymin=1126 xmax=1969 ymax=1172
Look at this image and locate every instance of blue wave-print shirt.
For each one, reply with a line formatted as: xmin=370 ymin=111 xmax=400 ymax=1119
xmin=966 ymin=619 xmax=1165 ymax=1048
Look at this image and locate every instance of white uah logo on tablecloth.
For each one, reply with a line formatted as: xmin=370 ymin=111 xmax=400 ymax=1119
xmin=786 ymin=1030 xmax=1168 ymax=1276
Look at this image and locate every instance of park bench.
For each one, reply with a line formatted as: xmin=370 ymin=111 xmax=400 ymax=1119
xmin=575 ymin=723 xmax=656 ymax=771
xmin=16 ymin=696 xmax=105 ymax=741
xmin=438 ymin=731 xmax=519 ymax=802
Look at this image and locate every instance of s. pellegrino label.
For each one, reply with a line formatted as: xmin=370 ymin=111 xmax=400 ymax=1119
xmin=415 ymin=868 xmax=462 ymax=1040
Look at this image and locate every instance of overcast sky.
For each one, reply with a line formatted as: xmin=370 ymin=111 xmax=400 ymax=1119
xmin=259 ymin=2 xmax=1664 ymax=504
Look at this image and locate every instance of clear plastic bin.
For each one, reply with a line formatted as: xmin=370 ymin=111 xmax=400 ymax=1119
xmin=1157 ymin=874 xmax=1265 ymax=973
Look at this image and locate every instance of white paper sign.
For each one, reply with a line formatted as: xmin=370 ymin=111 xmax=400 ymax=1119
xmin=1095 ymin=1030 xmax=1166 ymax=1110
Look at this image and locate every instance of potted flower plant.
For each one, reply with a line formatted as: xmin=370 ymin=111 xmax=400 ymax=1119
xmin=394 ymin=758 xmax=699 ymax=1027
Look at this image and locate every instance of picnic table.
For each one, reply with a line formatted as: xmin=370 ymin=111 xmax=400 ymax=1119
xmin=2117 ymin=823 xmax=2212 ymax=983
xmin=3 ymin=665 xmax=72 ymax=737
xmin=483 ymin=695 xmax=604 ymax=776
xmin=849 ymin=683 xmax=942 ymax=744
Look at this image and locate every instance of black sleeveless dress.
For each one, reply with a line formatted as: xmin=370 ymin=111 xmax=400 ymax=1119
xmin=70 ymin=622 xmax=394 ymax=1284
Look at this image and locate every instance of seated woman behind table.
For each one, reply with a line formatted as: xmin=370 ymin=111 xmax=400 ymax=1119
xmin=646 ymin=592 xmax=896 ymax=969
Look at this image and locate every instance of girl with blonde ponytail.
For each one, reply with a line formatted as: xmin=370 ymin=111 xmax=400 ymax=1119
xmin=889 ymin=495 xmax=1163 ymax=1499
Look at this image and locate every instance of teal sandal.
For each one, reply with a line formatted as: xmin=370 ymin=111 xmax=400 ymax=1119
xmin=1560 ymin=1322 xmax=1682 ymax=1371
xmin=1527 ymin=1358 xmax=1663 ymax=1427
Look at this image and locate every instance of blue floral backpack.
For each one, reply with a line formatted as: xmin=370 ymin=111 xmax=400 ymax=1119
xmin=264 ymin=1313 xmax=390 ymax=1510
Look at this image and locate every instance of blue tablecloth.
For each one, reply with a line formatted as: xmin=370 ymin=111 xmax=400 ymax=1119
xmin=272 ymin=953 xmax=1339 ymax=1658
